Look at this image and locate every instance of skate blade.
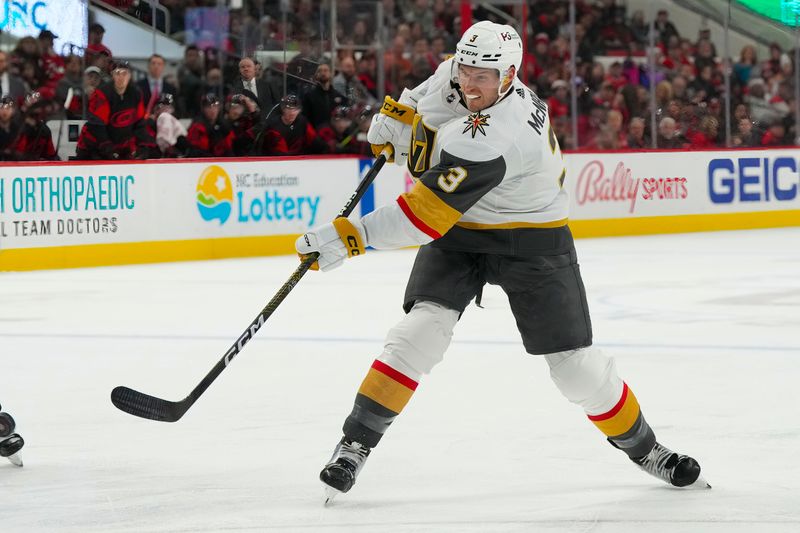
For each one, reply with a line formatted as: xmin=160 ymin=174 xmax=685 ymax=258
xmin=687 ymin=474 xmax=711 ymax=489
xmin=6 ymin=453 xmax=23 ymax=467
xmin=323 ymin=485 xmax=341 ymax=505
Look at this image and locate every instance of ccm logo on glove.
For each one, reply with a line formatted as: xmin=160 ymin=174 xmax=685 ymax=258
xmin=333 ymin=218 xmax=366 ymax=257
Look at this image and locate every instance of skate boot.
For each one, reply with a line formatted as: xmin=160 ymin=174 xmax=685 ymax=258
xmin=632 ymin=442 xmax=709 ymax=489
xmin=320 ymin=437 xmax=371 ymax=503
xmin=0 ymin=409 xmax=24 ymax=467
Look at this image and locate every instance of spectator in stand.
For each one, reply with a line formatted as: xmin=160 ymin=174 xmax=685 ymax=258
xmin=735 ymin=117 xmax=757 ymax=147
xmin=598 ymin=11 xmax=633 ymax=52
xmin=0 ymin=95 xmax=23 ymax=160
xmin=766 ymin=42 xmax=783 ymax=75
xmin=0 ymin=51 xmax=27 ymax=105
xmin=14 ymin=91 xmax=58 ymax=160
xmin=83 ymin=66 xmax=103 ymax=103
xmin=231 ymin=56 xmax=278 ymax=122
xmin=75 ymin=61 xmax=156 ymax=160
xmin=430 ymin=34 xmax=447 ymax=67
xmin=654 ymin=9 xmax=679 ymax=45
xmin=57 ymin=55 xmax=84 ymax=118
xmin=187 ymin=93 xmax=234 ymax=158
xmin=606 ymin=109 xmax=627 ymax=147
xmin=693 ymin=39 xmax=717 ymax=73
xmin=547 ymin=79 xmax=570 ymax=119
xmin=745 ymin=78 xmax=776 ymax=125
xmin=405 ymin=0 xmax=435 ymax=36
xmin=202 ymin=67 xmax=226 ymax=102
xmin=225 ymin=93 xmax=260 ymax=156
xmin=760 ymin=118 xmax=787 ymax=146
xmin=686 ymin=115 xmax=719 ymax=149
xmin=302 ymin=63 xmax=346 ymax=129
xmin=382 ymin=36 xmax=412 ymax=97
xmin=151 ymin=93 xmax=188 ymax=158
xmin=10 ymin=37 xmax=42 ymax=79
xmin=357 ymin=53 xmax=382 ymax=100
xmin=86 ymin=23 xmax=113 ymax=63
xmin=733 ymin=45 xmax=759 ymax=86
xmin=257 ymin=93 xmax=326 ymax=156
xmin=656 ymin=117 xmax=684 ymax=149
xmin=136 ymin=54 xmax=178 ymax=115
xmin=403 ymin=56 xmax=433 ymax=91
xmin=688 ymin=64 xmax=719 ymax=102
xmin=671 ymin=75 xmax=689 ymax=103
xmin=37 ymin=30 xmax=64 ymax=102
xmin=626 ymin=117 xmax=649 ymax=149
xmin=318 ymin=105 xmax=370 ymax=155
xmin=178 ymin=45 xmax=204 ymax=118
xmin=336 ymin=55 xmax=376 ymax=106
xmin=629 ymin=10 xmax=649 ymax=46
xmin=594 ymin=81 xmax=618 ymax=110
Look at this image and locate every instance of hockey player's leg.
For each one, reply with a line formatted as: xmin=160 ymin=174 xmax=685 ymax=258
xmin=0 ymin=404 xmax=24 ymax=467
xmin=321 ymin=301 xmax=459 ymax=501
xmin=545 ymin=347 xmax=708 ymax=488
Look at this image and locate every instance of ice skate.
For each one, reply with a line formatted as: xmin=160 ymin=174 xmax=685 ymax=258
xmin=632 ymin=442 xmax=709 ymax=489
xmin=0 ymin=411 xmax=24 ymax=467
xmin=320 ymin=437 xmax=371 ymax=504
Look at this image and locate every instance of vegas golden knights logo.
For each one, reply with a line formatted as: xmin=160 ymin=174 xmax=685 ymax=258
xmin=408 ymin=115 xmax=438 ymax=178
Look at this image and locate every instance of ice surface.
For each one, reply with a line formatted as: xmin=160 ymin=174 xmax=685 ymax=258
xmin=1 ymin=228 xmax=799 ymax=532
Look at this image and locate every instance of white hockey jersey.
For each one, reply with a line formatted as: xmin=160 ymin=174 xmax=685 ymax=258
xmin=360 ymin=58 xmax=568 ymax=254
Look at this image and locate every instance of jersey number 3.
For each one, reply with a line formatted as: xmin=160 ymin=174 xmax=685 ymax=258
xmin=437 ymin=166 xmax=468 ymax=193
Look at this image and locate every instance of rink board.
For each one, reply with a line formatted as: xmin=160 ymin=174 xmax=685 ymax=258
xmin=1 ymin=149 xmax=798 ymax=270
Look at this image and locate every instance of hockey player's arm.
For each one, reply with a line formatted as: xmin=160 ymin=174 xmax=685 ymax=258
xmin=366 ymin=60 xmax=452 ymax=164
xmin=362 ymin=144 xmax=506 ymax=249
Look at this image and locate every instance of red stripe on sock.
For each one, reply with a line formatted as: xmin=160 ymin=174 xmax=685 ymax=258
xmin=397 ymin=195 xmax=442 ymax=240
xmin=587 ymin=382 xmax=629 ymax=422
xmin=371 ymin=359 xmax=419 ymax=391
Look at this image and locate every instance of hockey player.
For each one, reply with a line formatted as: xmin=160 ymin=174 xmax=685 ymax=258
xmin=75 ymin=61 xmax=156 ymax=160
xmin=296 ymin=21 xmax=708 ymax=501
xmin=186 ymin=93 xmax=234 ymax=158
xmin=0 ymin=403 xmax=24 ymax=467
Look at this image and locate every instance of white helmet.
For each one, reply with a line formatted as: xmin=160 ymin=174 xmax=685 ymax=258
xmin=454 ymin=21 xmax=523 ymax=78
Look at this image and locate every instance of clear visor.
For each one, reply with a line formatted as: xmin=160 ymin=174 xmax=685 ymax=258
xmin=454 ymin=62 xmax=501 ymax=90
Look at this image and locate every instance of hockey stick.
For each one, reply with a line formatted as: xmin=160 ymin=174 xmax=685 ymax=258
xmin=111 ymin=151 xmax=389 ymax=422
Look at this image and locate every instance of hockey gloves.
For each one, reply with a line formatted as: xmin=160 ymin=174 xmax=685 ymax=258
xmin=295 ymin=217 xmax=366 ymax=271
xmin=367 ymin=95 xmax=416 ymax=165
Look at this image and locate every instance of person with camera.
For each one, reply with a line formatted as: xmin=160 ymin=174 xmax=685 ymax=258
xmin=75 ymin=61 xmax=156 ymax=160
xmin=225 ymin=93 xmax=260 ymax=156
xmin=186 ymin=93 xmax=234 ymax=157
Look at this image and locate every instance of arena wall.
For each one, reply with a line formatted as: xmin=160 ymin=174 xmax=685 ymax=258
xmin=1 ymin=149 xmax=798 ymax=271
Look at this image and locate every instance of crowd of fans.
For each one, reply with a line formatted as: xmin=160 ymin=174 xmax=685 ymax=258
xmin=0 ymin=0 xmax=798 ymax=162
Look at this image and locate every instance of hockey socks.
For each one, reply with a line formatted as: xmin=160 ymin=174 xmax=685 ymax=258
xmin=587 ymin=382 xmax=656 ymax=459
xmin=342 ymin=359 xmax=419 ymax=448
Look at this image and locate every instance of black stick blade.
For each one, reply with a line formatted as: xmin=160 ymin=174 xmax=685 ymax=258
xmin=111 ymin=386 xmax=186 ymax=423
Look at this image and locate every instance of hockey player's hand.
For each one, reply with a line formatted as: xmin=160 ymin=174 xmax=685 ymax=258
xmin=367 ymin=96 xmax=415 ymax=166
xmin=295 ymin=217 xmax=366 ymax=272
